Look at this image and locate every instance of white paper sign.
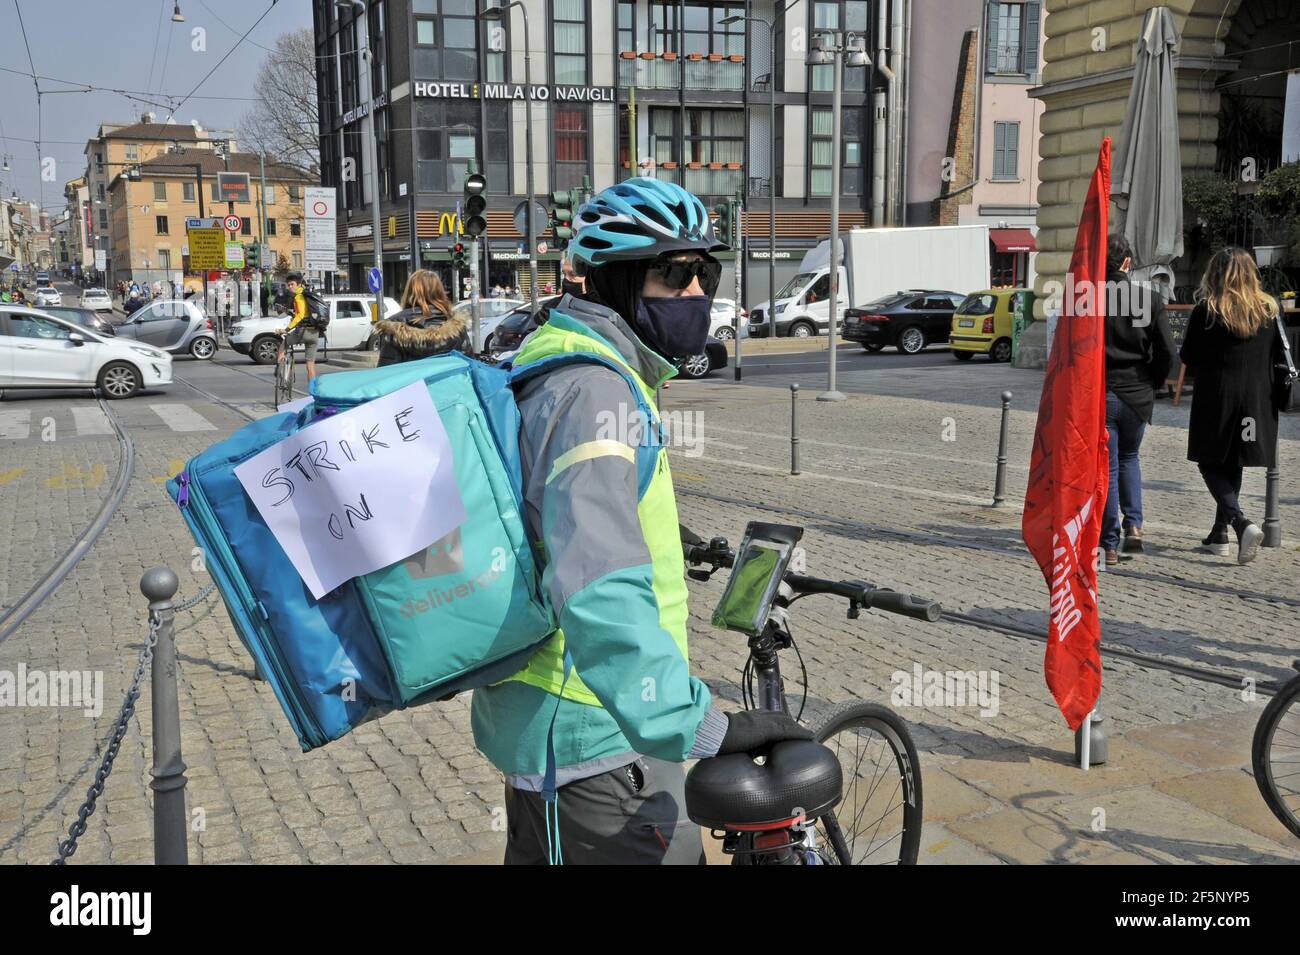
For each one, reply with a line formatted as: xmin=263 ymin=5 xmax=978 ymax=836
xmin=234 ymin=380 xmax=466 ymax=599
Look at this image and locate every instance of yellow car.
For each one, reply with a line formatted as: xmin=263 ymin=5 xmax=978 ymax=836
xmin=949 ymin=288 xmax=1030 ymax=363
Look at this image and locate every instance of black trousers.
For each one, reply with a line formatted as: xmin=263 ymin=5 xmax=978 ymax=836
xmin=1198 ymin=463 xmax=1244 ymax=526
xmin=503 ymin=757 xmax=705 ymax=865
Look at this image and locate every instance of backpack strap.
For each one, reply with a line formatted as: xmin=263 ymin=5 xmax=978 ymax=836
xmin=511 ymin=353 xmax=660 ymax=499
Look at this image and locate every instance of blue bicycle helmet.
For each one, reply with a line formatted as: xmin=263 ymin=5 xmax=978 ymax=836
xmin=571 ymin=177 xmax=727 ymax=268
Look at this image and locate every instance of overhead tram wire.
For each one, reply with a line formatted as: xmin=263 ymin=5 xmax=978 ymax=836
xmin=145 ymin=0 xmax=168 ymax=98
xmin=164 ymin=0 xmax=280 ymax=124
xmin=12 ymin=0 xmax=42 ymax=207
xmin=0 ymin=65 xmax=262 ymax=101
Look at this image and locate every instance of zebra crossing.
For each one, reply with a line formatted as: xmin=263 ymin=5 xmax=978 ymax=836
xmin=0 ymin=402 xmax=227 ymax=442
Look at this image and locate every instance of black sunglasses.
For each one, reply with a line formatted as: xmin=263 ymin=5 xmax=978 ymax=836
xmin=650 ymin=255 xmax=722 ymax=298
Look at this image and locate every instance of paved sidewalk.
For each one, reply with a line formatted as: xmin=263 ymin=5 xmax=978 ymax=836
xmin=1 ymin=362 xmax=1298 ymax=864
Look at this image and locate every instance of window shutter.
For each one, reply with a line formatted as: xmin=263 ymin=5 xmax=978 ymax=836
xmin=1024 ymin=2 xmax=1041 ymax=77
xmin=985 ymin=2 xmax=1001 ymax=72
xmin=994 ymin=122 xmax=1007 ymax=176
xmin=1007 ymin=123 xmax=1020 ymax=176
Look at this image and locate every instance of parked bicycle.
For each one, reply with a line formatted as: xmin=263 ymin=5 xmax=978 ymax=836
xmin=1252 ymin=660 xmax=1300 ymax=840
xmin=681 ymin=522 xmax=941 ymax=864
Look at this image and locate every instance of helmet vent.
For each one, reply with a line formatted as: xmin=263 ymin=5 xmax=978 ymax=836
xmin=634 ymin=203 xmax=673 ymax=233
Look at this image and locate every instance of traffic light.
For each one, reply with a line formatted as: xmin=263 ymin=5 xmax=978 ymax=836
xmin=452 ymin=242 xmax=466 ymax=271
xmin=463 ymin=170 xmax=487 ymax=238
xmin=550 ymin=188 xmax=577 ymax=248
xmin=714 ymin=202 xmax=733 ymax=246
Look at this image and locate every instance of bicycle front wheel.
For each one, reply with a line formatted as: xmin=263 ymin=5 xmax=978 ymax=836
xmin=274 ymin=355 xmax=295 ymax=409
xmin=812 ymin=701 xmax=923 ymax=864
xmin=1252 ymin=669 xmax=1300 ymax=840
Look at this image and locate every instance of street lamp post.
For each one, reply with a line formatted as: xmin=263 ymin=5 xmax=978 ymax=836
xmin=807 ymin=31 xmax=869 ymax=403
xmin=722 ymin=3 xmax=798 ymax=379
xmin=478 ymin=2 xmax=537 ymax=317
xmin=338 ymin=0 xmax=384 ymax=315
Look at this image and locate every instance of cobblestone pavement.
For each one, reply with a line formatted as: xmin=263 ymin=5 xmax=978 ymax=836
xmin=2 ymin=358 xmax=1298 ymax=864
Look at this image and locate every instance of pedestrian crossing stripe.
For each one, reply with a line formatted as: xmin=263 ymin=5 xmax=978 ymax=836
xmin=147 ymin=404 xmax=217 ymax=432
xmin=0 ymin=404 xmax=220 ymax=439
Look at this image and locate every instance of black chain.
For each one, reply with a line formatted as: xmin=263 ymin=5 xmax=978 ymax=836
xmin=50 ymin=584 xmax=215 ymax=865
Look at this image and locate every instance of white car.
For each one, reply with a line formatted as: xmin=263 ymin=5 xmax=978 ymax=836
xmin=708 ymin=298 xmax=748 ymax=340
xmin=451 ymin=298 xmax=525 ymax=349
xmin=0 ymin=306 xmax=172 ymax=399
xmin=34 ymin=286 xmax=62 ymax=308
xmin=80 ymin=288 xmax=114 ymax=312
xmin=229 ymin=294 xmax=401 ymax=364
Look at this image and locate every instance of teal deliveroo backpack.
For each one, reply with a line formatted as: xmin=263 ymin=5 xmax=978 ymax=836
xmin=165 ymin=352 xmax=564 ymax=751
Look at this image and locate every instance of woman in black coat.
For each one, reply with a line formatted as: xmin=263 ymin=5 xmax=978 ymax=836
xmin=370 ymin=269 xmax=470 ymax=366
xmin=1179 ymin=247 xmax=1284 ymax=565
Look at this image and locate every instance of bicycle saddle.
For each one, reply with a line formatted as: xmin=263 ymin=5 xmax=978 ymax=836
xmin=686 ymin=739 xmax=842 ymax=830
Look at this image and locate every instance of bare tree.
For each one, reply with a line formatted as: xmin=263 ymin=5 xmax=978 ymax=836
xmin=239 ymin=29 xmax=320 ymax=180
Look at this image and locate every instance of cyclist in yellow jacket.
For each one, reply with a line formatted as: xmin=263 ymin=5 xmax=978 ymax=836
xmin=277 ymin=272 xmax=319 ymax=383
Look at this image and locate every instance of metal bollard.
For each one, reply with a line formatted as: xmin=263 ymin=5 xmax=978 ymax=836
xmin=790 ymin=383 xmax=801 ymax=476
xmin=1263 ymin=433 xmax=1281 ymax=547
xmin=993 ymin=390 xmax=1012 ymax=507
xmin=141 ymin=567 xmax=189 ymax=865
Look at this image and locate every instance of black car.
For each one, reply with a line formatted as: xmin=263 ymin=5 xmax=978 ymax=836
xmin=842 ymin=290 xmax=965 ymax=354
xmin=489 ymin=295 xmax=726 ymax=378
xmin=678 ymin=338 xmax=728 ymax=379
xmin=487 ymin=296 xmax=561 ymax=355
xmin=36 ymin=305 xmax=116 ymax=336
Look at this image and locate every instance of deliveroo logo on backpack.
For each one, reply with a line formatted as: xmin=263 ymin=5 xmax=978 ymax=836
xmin=402 ymin=527 xmax=466 ymax=578
xmin=399 ymin=529 xmax=511 ymax=618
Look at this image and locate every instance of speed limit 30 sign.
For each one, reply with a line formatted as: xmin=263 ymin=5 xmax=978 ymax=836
xmin=223 ymin=214 xmax=242 ymax=233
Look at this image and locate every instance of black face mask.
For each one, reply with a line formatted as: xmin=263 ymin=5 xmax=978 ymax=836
xmin=635 ymin=296 xmax=711 ymax=360
xmin=561 ymin=279 xmax=585 ymax=297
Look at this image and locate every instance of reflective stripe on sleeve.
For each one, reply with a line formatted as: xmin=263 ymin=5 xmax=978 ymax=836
xmin=546 ymin=439 xmax=635 ymax=485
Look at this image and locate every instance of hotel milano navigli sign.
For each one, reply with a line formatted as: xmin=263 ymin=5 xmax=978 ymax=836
xmin=414 ymin=81 xmax=615 ymax=102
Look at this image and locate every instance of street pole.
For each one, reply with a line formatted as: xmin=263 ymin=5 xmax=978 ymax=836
xmin=361 ymin=8 xmax=383 ymax=316
xmin=819 ymin=39 xmax=846 ymax=402
xmin=767 ymin=21 xmax=776 ymax=341
xmin=258 ymin=152 xmax=268 ymax=312
xmin=520 ymin=4 xmax=538 ymax=317
xmin=734 ymin=194 xmax=743 ymax=381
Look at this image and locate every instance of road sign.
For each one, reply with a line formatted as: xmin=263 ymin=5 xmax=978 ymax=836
xmin=94 ymin=250 xmax=106 ymax=271
xmin=223 ymin=214 xmax=242 ymax=233
xmin=367 ymin=267 xmax=382 ymax=293
xmin=304 ymin=186 xmax=337 ymax=273
xmin=261 ymin=246 xmax=275 ymax=269
xmin=187 ymin=222 xmax=226 ymax=270
xmin=225 ymin=242 xmax=246 ymax=270
xmin=537 ymin=241 xmax=548 ymax=255
xmin=512 ymin=200 xmax=549 ymax=241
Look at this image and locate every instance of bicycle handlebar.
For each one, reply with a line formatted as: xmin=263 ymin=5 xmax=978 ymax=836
xmin=681 ymin=530 xmax=943 ymax=623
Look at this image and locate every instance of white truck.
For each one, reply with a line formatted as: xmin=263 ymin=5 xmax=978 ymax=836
xmin=749 ymin=225 xmax=991 ymax=338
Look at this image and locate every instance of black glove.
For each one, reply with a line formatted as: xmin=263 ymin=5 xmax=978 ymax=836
xmin=717 ymin=710 xmax=813 ymax=756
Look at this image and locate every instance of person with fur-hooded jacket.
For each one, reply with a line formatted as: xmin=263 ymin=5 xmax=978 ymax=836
xmin=371 ymin=269 xmax=470 ymax=366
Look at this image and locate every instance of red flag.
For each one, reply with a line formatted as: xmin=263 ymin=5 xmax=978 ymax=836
xmin=1021 ymin=137 xmax=1111 ymax=731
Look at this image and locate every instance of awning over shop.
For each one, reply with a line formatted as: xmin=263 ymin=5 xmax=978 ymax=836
xmin=990 ymin=228 xmax=1037 ymax=254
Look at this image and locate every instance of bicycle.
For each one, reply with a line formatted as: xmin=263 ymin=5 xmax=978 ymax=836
xmin=273 ymin=330 xmax=295 ymax=410
xmin=1252 ymin=660 xmax=1300 ymax=840
xmin=681 ymin=522 xmax=942 ymax=865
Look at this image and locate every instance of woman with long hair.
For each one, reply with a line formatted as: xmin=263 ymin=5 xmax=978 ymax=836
xmin=371 ymin=268 xmax=469 ymax=366
xmin=1180 ymin=247 xmax=1285 ymax=564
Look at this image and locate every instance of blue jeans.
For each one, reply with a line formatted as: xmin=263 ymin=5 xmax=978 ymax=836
xmin=1101 ymin=391 xmax=1146 ymax=551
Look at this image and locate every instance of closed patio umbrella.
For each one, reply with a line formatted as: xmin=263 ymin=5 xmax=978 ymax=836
xmin=1114 ymin=6 xmax=1184 ymax=270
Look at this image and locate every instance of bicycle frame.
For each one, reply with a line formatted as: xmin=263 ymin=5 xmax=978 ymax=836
xmin=740 ymin=601 xmax=854 ymax=865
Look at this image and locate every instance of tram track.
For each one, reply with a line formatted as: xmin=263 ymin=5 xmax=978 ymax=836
xmin=0 ymin=399 xmax=135 ymax=643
